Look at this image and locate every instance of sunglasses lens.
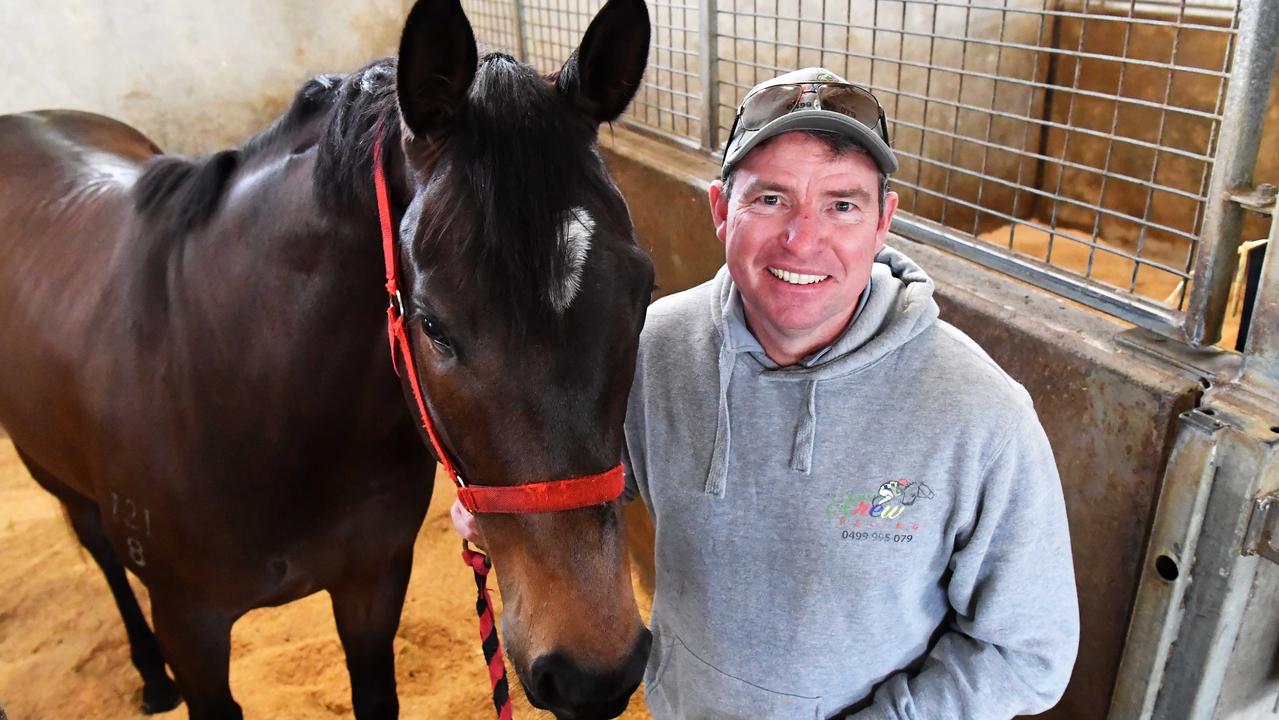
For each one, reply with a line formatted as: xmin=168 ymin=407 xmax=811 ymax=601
xmin=739 ymin=84 xmax=805 ymax=131
xmin=817 ymin=84 xmax=881 ymax=126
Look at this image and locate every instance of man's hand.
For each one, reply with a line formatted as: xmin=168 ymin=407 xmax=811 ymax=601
xmin=450 ymin=497 xmax=482 ymax=545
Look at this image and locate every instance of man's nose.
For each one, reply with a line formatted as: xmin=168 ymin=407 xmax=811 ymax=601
xmin=785 ymin=207 xmax=823 ymax=250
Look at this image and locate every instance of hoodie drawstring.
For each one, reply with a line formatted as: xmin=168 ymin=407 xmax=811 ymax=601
xmin=704 ymin=342 xmax=737 ymax=497
xmin=790 ymin=379 xmax=818 ymax=474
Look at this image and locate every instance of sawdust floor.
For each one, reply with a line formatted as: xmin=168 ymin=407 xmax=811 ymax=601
xmin=0 ymin=437 xmax=653 ymax=720
xmin=977 ymin=224 xmax=1244 ymax=348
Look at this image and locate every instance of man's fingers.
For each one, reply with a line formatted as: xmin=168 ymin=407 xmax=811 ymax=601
xmin=450 ymin=497 xmax=482 ymax=545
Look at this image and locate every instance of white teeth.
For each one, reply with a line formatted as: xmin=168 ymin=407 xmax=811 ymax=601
xmin=768 ymin=267 xmax=829 ymax=285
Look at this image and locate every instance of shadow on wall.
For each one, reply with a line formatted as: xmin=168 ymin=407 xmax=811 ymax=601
xmin=0 ymin=0 xmax=414 ymax=155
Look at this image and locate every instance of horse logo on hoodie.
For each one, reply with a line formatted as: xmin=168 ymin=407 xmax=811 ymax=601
xmin=875 ymin=478 xmax=935 ymax=512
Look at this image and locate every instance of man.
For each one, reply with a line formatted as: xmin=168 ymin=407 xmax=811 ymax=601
xmin=456 ymin=67 xmax=1079 ymax=719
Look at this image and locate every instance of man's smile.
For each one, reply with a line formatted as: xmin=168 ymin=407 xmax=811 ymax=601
xmin=767 ymin=266 xmax=831 ymax=285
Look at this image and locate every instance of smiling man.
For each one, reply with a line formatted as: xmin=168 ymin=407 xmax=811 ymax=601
xmin=455 ymin=67 xmax=1080 ymax=719
xmin=621 ymin=68 xmax=1079 ymax=719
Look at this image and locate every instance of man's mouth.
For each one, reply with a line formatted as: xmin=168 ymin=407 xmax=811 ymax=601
xmin=768 ymin=267 xmax=830 ymax=285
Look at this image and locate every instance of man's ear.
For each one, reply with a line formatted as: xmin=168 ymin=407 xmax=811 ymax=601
xmin=709 ymin=179 xmax=730 ymax=244
xmin=875 ymin=189 xmax=899 ymax=252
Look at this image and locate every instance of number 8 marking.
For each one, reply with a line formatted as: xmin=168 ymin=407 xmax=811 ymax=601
xmin=126 ymin=537 xmax=146 ymax=567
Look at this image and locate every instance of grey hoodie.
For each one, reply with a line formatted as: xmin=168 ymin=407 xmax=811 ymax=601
xmin=624 ymin=247 xmax=1079 ymax=719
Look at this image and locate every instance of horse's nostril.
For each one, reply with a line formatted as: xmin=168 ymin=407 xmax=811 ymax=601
xmin=531 ymin=652 xmax=571 ymax=710
xmin=527 ymin=636 xmax=651 ymax=718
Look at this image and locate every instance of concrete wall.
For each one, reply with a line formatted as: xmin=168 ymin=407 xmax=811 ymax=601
xmin=601 ymin=126 xmax=1206 ymax=719
xmin=0 ymin=0 xmax=413 ymax=155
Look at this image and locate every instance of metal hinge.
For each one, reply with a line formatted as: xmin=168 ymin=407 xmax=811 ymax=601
xmin=1230 ymin=182 xmax=1277 ymax=216
xmin=1242 ymin=490 xmax=1279 ymax=563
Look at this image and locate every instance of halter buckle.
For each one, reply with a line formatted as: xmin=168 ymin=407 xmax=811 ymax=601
xmin=389 ymin=289 xmax=405 ymax=319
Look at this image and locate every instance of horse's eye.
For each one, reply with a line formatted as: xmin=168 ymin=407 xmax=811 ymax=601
xmin=422 ymin=317 xmax=452 ymax=351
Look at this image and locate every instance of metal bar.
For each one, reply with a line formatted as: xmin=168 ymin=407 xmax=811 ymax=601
xmin=937 ymin=0 xmax=974 ymax=229
xmin=1150 ymin=413 xmax=1279 ymax=719
xmin=699 ymin=0 xmax=718 ymax=151
xmin=649 ymin=45 xmax=700 ymax=59
xmin=892 ymin=216 xmax=1186 ymax=332
xmin=512 ymin=0 xmax=528 ymax=62
xmin=1106 ymin=408 xmax=1223 ymax=720
xmin=1129 ymin=0 xmax=1190 ymax=297
xmin=1044 ymin=0 xmax=1094 ymax=271
xmin=969 ymin=0 xmax=1013 ymax=239
xmin=1184 ymin=0 xmax=1279 ymax=345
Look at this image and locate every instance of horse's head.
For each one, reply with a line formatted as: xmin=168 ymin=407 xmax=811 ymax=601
xmin=387 ymin=0 xmax=653 ymax=716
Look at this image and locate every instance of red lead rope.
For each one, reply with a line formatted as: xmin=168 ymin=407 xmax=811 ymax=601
xmin=464 ymin=544 xmax=514 ymax=720
xmin=372 ymin=129 xmax=626 ymax=720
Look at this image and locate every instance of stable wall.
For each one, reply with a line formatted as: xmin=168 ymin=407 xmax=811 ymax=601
xmin=0 ymin=0 xmax=413 ymax=155
xmin=601 ymin=126 xmax=1206 ymax=720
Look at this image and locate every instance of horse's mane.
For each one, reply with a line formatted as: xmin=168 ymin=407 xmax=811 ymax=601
xmin=132 ymin=71 xmax=351 ymax=236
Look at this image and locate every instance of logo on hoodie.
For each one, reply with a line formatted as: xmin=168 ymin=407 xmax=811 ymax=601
xmin=826 ymin=478 xmax=935 ymax=539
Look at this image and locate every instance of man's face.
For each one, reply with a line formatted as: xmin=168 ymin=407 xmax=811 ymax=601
xmin=709 ymin=132 xmax=899 ymax=361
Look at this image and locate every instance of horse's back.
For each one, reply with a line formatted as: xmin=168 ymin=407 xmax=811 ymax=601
xmin=2 ymin=108 xmax=159 ymax=155
xmin=0 ymin=110 xmax=159 ymax=482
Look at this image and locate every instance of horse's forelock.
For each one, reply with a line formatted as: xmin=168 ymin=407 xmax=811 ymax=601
xmin=414 ymin=54 xmax=618 ymax=335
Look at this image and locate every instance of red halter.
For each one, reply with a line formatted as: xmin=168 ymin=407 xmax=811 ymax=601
xmin=372 ymin=130 xmax=625 ymax=515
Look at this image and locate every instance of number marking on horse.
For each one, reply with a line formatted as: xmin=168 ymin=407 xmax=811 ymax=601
xmin=110 ymin=492 xmax=153 ymax=567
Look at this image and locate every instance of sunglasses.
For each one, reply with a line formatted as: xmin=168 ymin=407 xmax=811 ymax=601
xmin=726 ymin=82 xmax=890 ymax=150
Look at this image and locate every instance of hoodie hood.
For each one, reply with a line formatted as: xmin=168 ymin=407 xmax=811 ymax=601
xmin=702 ymin=245 xmax=939 ymax=496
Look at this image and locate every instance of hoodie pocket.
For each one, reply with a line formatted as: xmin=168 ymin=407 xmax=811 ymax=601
xmin=645 ymin=633 xmax=822 ymax=719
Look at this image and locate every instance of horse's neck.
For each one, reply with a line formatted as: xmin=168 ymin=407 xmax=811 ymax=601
xmin=134 ymin=146 xmax=389 ymax=366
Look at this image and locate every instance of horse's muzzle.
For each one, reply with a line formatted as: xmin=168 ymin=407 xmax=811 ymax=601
xmin=526 ymin=627 xmax=652 ymax=720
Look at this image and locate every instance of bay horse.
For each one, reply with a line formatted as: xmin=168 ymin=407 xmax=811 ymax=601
xmin=0 ymin=0 xmax=654 ymax=717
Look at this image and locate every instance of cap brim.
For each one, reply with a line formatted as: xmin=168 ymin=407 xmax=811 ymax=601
xmin=722 ymin=110 xmax=898 ymax=178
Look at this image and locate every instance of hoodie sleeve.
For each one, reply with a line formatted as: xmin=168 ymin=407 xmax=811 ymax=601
xmin=849 ymin=412 xmax=1079 ymax=720
xmin=620 ymin=359 xmax=651 ymax=508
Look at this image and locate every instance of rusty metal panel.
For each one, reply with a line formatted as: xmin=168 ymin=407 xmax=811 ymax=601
xmin=1147 ymin=397 xmax=1279 ymax=719
xmin=1108 ymin=408 xmax=1226 ymax=718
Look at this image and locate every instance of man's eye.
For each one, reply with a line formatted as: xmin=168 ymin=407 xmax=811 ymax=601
xmin=761 ymin=194 xmax=780 ymax=206
xmin=834 ymin=201 xmax=853 ymax=212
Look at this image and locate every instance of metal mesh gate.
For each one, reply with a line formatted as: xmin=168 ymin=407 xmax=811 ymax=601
xmin=463 ymin=0 xmax=1276 ymax=347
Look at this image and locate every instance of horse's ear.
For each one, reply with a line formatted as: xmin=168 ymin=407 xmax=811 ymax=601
xmin=397 ymin=0 xmax=478 ymax=137
xmin=556 ymin=0 xmax=650 ymax=124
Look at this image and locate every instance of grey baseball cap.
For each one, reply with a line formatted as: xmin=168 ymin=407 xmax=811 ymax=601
xmin=721 ymin=67 xmax=897 ymax=179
